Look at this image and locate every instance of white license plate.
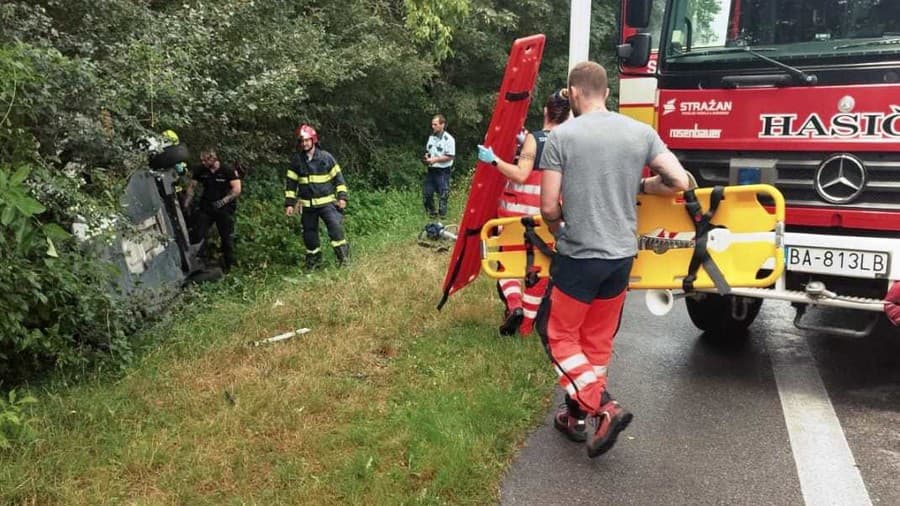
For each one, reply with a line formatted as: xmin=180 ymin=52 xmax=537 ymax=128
xmin=786 ymin=246 xmax=889 ymax=278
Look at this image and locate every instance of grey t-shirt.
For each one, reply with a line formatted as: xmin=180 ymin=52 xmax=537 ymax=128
xmin=542 ymin=110 xmax=668 ymax=259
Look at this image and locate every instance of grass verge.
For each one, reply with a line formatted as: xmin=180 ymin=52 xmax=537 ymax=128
xmin=0 ymin=190 xmax=554 ymax=505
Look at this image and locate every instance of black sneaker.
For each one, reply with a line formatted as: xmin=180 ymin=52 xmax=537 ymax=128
xmin=498 ymin=307 xmax=524 ymax=336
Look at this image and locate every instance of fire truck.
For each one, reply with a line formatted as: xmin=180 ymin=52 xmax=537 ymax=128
xmin=616 ymin=0 xmax=900 ymax=337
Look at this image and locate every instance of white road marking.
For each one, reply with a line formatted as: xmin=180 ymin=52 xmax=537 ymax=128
xmin=767 ymin=330 xmax=873 ymax=506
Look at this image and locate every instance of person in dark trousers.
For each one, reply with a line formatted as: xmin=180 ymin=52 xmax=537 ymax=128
xmin=284 ymin=124 xmax=349 ymax=269
xmin=539 ymin=62 xmax=690 ymax=457
xmin=186 ymin=147 xmax=242 ymax=272
xmin=422 ymin=114 xmax=455 ymax=219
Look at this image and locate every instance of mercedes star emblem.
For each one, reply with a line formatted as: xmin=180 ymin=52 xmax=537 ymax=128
xmin=838 ymin=95 xmax=855 ymax=113
xmin=814 ymin=154 xmax=867 ymax=204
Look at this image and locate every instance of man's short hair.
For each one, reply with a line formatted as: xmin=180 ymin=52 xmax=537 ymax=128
xmin=433 ymin=114 xmax=446 ymax=126
xmin=568 ymin=61 xmax=608 ymax=98
xmin=200 ymin=147 xmax=218 ymax=160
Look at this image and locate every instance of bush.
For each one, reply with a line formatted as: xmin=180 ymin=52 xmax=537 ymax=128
xmin=234 ymin=165 xmax=306 ymax=268
xmin=0 ymin=389 xmax=37 ymax=451
xmin=360 ymin=145 xmax=427 ymax=190
xmin=0 ymin=166 xmax=139 ymax=381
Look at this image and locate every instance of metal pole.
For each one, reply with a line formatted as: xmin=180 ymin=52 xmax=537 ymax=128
xmin=569 ymin=0 xmax=592 ymax=71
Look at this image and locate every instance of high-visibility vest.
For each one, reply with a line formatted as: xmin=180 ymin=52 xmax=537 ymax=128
xmin=498 ymin=130 xmax=548 ymax=218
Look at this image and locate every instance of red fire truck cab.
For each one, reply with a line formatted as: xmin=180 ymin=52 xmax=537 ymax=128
xmin=618 ymin=0 xmax=900 ymax=337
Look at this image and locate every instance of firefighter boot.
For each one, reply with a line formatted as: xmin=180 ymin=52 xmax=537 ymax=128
xmin=304 ymin=251 xmax=322 ymax=270
xmin=554 ymin=394 xmax=587 ymax=442
xmin=334 ymin=243 xmax=350 ymax=267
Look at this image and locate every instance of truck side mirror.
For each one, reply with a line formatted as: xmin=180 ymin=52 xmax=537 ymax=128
xmin=626 ymin=0 xmax=653 ymax=29
xmin=617 ymin=33 xmax=652 ymax=68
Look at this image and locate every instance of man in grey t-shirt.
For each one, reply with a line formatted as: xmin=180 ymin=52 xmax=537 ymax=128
xmin=538 ymin=61 xmax=691 ymax=458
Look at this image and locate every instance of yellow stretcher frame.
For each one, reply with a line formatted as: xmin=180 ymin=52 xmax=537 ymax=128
xmin=480 ymin=184 xmax=786 ymax=291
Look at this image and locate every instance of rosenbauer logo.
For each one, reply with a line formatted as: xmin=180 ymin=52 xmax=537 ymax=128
xmin=759 ymin=106 xmax=900 ymax=139
xmin=668 ymin=124 xmax=722 ymax=139
xmin=662 ymin=98 xmax=733 ymax=116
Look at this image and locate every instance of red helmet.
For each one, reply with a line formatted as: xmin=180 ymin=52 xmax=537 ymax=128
xmin=295 ymin=124 xmax=318 ymax=144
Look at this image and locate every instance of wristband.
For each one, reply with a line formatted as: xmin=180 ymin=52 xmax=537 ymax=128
xmin=491 ymin=160 xmax=498 ymax=166
xmin=639 ymin=178 xmax=647 ymax=194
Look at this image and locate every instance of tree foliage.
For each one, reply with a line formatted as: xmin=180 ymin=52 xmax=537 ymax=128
xmin=0 ymin=0 xmax=624 ymax=378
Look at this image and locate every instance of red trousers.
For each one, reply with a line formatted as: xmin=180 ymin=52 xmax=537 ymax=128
xmin=498 ymin=277 xmax=549 ymax=335
xmin=544 ymin=286 xmax=627 ymax=415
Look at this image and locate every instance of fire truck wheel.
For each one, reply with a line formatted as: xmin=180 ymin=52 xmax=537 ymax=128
xmin=686 ymin=294 xmax=762 ymax=339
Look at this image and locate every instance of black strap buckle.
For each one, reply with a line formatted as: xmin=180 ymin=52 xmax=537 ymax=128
xmin=682 ymin=187 xmax=731 ymax=295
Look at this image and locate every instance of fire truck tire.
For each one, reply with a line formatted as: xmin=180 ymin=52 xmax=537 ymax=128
xmin=685 ymin=294 xmax=762 ymax=338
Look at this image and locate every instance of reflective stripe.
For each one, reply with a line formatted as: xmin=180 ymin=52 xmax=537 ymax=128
xmin=306 ymin=248 xmax=321 ymax=254
xmin=285 ymin=190 xmax=297 ymax=198
xmin=501 ymin=284 xmax=522 ymax=297
xmin=331 ymin=239 xmax=347 ymax=247
xmin=499 ymin=201 xmax=540 ymax=215
xmin=308 ymin=173 xmax=334 ymax=183
xmin=523 ymin=308 xmax=537 ymax=319
xmin=594 ymin=365 xmax=608 ymax=377
xmin=330 ymin=164 xmax=342 ymax=177
xmin=523 ymin=293 xmax=543 ymax=305
xmin=507 ymin=182 xmax=541 ymax=195
xmin=335 ymin=184 xmax=348 ymax=194
xmin=558 ymin=353 xmax=589 ymax=373
xmin=564 ymin=383 xmax=577 ymax=396
xmin=297 ymin=176 xmax=310 ymax=184
xmin=299 ymin=195 xmax=337 ymax=207
xmin=286 ymin=170 xmax=300 ymax=181
xmin=573 ymin=370 xmax=599 ymax=389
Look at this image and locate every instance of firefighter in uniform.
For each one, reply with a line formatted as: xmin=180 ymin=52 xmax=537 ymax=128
xmin=477 ymin=90 xmax=571 ymax=336
xmin=284 ymin=124 xmax=350 ymax=268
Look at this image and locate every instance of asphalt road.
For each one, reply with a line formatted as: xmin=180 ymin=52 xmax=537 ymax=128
xmin=500 ymin=296 xmax=900 ymax=506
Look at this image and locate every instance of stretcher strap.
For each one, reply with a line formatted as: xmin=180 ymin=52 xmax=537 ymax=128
xmin=682 ymin=187 xmax=731 ymax=295
xmin=505 ymin=90 xmax=531 ymax=101
xmin=522 ymin=216 xmax=554 ymax=288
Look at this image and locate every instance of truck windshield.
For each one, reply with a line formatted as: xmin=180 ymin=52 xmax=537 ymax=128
xmin=662 ymin=0 xmax=900 ymax=66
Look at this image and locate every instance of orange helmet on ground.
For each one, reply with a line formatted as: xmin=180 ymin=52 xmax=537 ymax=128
xmin=294 ymin=124 xmax=318 ymax=144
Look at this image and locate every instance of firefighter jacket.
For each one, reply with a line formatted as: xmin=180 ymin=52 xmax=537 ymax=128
xmin=284 ymin=147 xmax=348 ymax=208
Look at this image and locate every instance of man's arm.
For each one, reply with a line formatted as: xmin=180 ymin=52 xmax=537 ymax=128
xmin=285 ymin=163 xmax=300 ymax=216
xmin=540 ymin=169 xmax=563 ymax=234
xmin=426 ymin=154 xmax=454 ymax=165
xmin=642 ymin=151 xmax=691 ymax=196
xmin=213 ymin=174 xmax=242 ymax=209
xmin=332 ymin=161 xmax=349 ymax=209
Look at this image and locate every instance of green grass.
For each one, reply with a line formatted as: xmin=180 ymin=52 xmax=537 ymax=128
xmin=0 ymin=189 xmax=555 ymax=505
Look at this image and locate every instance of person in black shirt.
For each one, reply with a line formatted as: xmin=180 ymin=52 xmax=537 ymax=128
xmin=186 ymin=147 xmax=242 ymax=272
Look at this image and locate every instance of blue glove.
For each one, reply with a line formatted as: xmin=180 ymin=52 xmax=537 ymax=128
xmin=477 ymin=144 xmax=496 ymax=164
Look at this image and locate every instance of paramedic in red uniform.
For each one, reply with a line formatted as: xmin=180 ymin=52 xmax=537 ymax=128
xmin=539 ymin=62 xmax=691 ymax=457
xmin=477 ymin=90 xmax=571 ymax=336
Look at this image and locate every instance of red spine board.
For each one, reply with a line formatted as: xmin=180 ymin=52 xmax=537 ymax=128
xmin=438 ymin=34 xmax=545 ymax=309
